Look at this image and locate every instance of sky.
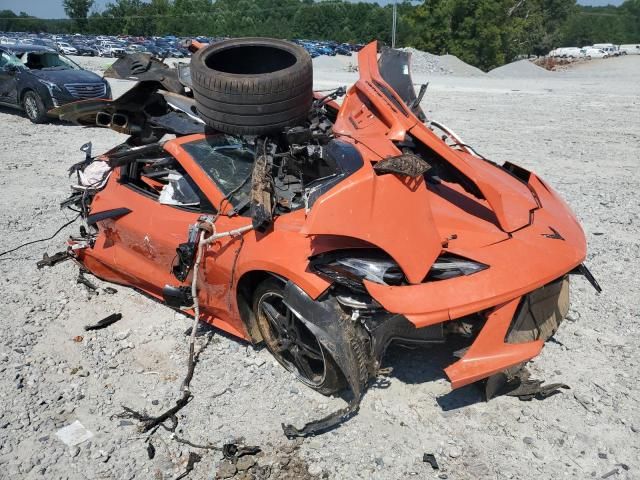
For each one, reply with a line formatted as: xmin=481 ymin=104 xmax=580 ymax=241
xmin=0 ymin=0 xmax=626 ymax=19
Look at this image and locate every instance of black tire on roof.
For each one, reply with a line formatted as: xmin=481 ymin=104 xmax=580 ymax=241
xmin=190 ymin=37 xmax=313 ymax=135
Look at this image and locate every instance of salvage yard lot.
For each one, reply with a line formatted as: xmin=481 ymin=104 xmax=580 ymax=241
xmin=0 ymin=55 xmax=638 ymax=479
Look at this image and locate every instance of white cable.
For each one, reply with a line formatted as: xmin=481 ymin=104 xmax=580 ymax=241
xmin=429 ymin=120 xmax=481 ymax=158
xmin=183 ymin=223 xmax=253 ymax=393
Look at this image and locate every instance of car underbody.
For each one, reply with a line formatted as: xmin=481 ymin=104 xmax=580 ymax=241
xmin=49 ymin=39 xmax=600 ymax=436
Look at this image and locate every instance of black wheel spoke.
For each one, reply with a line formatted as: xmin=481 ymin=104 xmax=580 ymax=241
xmin=291 ymin=347 xmax=315 ymax=380
xmin=296 ymin=341 xmax=323 ymax=361
xmin=258 ymin=288 xmax=326 ymax=387
xmin=284 ymin=309 xmax=295 ymax=331
xmin=261 ymin=302 xmax=288 ymax=335
xmin=274 ymin=338 xmax=292 ymax=353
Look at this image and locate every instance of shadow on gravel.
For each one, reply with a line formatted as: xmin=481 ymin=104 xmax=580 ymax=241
xmin=379 ymin=343 xmax=485 ymax=411
xmin=0 ymin=104 xmax=80 ymax=127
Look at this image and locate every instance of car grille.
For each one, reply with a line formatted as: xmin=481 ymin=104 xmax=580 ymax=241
xmin=64 ymin=83 xmax=107 ymax=99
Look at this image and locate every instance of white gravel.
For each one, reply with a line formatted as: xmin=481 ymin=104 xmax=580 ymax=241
xmin=401 ymin=48 xmax=485 ymax=76
xmin=488 ymin=59 xmax=552 ymax=78
xmin=0 ymin=55 xmax=638 ymax=479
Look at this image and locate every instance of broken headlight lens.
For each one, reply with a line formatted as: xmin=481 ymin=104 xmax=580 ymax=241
xmin=426 ymin=254 xmax=488 ymax=281
xmin=311 ymin=251 xmax=405 ymax=293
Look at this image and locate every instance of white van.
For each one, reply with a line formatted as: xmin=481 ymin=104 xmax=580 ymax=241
xmin=619 ymin=44 xmax=640 ymax=55
xmin=580 ymin=48 xmax=609 ymax=59
xmin=549 ymin=47 xmax=582 ymax=58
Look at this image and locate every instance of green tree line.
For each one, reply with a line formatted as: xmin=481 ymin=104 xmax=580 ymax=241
xmin=1 ymin=0 xmax=639 ymax=71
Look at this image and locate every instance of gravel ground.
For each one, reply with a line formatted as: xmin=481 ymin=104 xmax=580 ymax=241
xmin=0 ymin=55 xmax=638 ymax=480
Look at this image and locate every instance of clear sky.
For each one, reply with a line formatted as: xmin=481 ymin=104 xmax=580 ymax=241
xmin=0 ymin=0 xmax=626 ymax=19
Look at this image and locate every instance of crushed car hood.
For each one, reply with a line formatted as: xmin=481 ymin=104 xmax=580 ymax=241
xmin=304 ymin=42 xmax=539 ymax=284
xmin=29 ymin=68 xmax=103 ymax=84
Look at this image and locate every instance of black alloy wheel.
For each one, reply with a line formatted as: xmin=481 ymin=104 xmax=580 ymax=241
xmin=253 ymin=279 xmax=345 ymax=395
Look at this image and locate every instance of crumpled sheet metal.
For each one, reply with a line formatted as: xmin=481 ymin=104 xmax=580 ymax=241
xmin=103 ymin=53 xmax=187 ymax=94
xmin=50 ymin=83 xmax=204 ymax=136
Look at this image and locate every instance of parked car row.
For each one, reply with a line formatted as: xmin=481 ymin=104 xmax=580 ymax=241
xmin=1 ymin=32 xmax=363 ymax=60
xmin=1 ymin=33 xmax=193 ymax=58
xmin=294 ymin=40 xmax=363 ymax=58
xmin=549 ymin=43 xmax=640 ymax=60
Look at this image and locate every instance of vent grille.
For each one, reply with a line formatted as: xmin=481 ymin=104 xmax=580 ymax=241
xmin=64 ymin=83 xmax=107 ymax=99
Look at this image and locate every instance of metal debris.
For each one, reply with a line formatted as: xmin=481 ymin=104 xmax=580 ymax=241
xmin=77 ymin=272 xmax=98 ymax=292
xmin=36 ymin=251 xmax=70 ymax=269
xmin=84 ymin=313 xmax=123 ymax=331
xmin=222 ymin=443 xmax=262 ymax=460
xmin=423 ymin=453 xmax=439 ymax=470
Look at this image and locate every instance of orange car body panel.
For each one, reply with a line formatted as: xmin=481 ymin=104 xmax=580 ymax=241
xmin=76 ymin=41 xmax=588 ymax=390
xmin=444 ymin=298 xmax=544 ymax=388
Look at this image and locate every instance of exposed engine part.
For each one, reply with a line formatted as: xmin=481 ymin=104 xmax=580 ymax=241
xmin=250 ymin=138 xmax=274 ymax=231
xmin=172 ymin=222 xmax=202 ymax=282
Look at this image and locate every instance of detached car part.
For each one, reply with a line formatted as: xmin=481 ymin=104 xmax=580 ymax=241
xmin=190 ymin=37 xmax=313 ymax=135
xmin=103 ymin=53 xmax=188 ymax=94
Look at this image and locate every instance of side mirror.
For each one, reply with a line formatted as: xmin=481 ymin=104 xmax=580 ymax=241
xmin=5 ymin=64 xmax=18 ymax=75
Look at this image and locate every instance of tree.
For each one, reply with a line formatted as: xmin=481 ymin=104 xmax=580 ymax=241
xmin=63 ymin=0 xmax=94 ymax=32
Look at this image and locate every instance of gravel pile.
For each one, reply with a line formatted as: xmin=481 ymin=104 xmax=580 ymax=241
xmin=488 ymin=59 xmax=552 ymax=78
xmin=402 ymin=47 xmax=485 ymax=77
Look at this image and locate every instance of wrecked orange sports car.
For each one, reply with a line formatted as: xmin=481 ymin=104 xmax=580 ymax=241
xmin=53 ymin=39 xmax=599 ymax=436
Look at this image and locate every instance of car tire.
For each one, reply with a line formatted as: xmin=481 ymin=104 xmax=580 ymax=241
xmin=23 ymin=91 xmax=48 ymax=124
xmin=252 ymin=278 xmax=347 ymax=395
xmin=190 ymin=37 xmax=313 ymax=135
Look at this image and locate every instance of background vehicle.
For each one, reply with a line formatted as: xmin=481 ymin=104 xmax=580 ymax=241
xmin=619 ymin=44 xmax=639 ymax=55
xmin=98 ymin=42 xmax=126 ymax=57
xmin=0 ymin=44 xmax=110 ymax=123
xmin=56 ymin=42 xmax=77 ymax=55
xmin=550 ymin=47 xmax=581 ymax=58
xmin=581 ymin=48 xmax=609 ymax=59
xmin=72 ymin=42 xmax=98 ymax=56
xmin=593 ymin=43 xmax=620 ymax=56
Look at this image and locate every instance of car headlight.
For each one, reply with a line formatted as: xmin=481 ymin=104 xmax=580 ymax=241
xmin=311 ymin=250 xmax=405 ymax=293
xmin=311 ymin=250 xmax=488 ymax=292
xmin=38 ymin=79 xmax=61 ymax=94
xmin=426 ymin=254 xmax=488 ymax=280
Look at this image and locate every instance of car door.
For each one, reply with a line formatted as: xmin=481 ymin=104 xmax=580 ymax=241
xmin=165 ymin=136 xmax=257 ymax=331
xmin=0 ymin=51 xmax=20 ymax=106
xmin=105 ymin=139 xmax=251 ymax=335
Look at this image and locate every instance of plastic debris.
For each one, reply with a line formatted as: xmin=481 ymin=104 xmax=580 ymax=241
xmin=55 ymin=420 xmax=94 ymax=446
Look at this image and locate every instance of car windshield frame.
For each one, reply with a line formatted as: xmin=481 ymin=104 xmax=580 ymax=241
xmin=16 ymin=50 xmax=81 ymax=71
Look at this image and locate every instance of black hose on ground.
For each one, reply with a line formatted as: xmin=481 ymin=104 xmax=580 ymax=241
xmin=0 ymin=215 xmax=80 ymax=258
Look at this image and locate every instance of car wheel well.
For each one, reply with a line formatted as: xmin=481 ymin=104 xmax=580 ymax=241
xmin=236 ymin=271 xmax=285 ymax=342
xmin=19 ymin=88 xmax=34 ymax=103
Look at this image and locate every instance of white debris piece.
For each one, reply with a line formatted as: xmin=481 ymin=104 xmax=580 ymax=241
xmin=55 ymin=420 xmax=94 ymax=446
